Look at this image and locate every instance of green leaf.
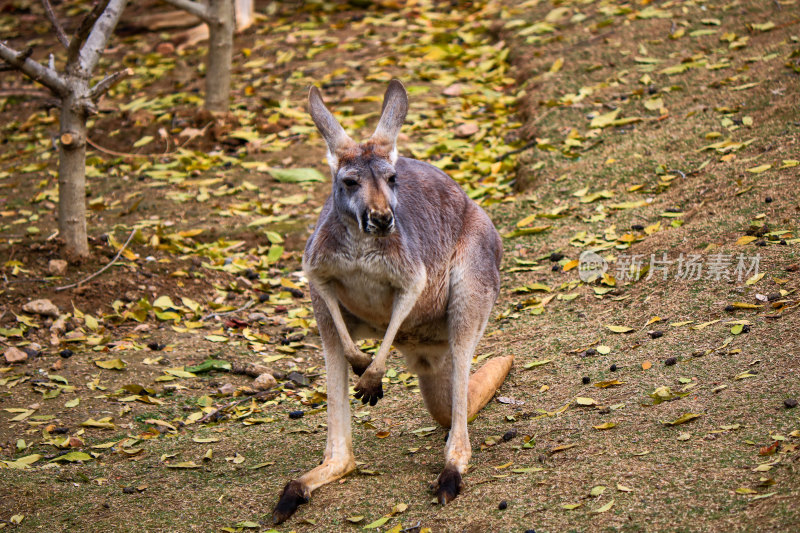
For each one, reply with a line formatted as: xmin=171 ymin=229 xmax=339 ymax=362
xmin=524 ymin=359 xmax=552 ymax=369
xmin=363 ymin=516 xmax=390 ymax=529
xmin=50 ymin=451 xmax=93 ymax=462
xmin=267 ymin=168 xmax=326 ymax=183
xmin=186 ymin=359 xmax=231 ymax=373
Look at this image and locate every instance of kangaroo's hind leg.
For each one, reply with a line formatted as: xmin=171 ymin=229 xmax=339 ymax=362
xmin=272 ymin=289 xmax=356 ymax=524
xmin=428 ymin=253 xmax=501 ymax=504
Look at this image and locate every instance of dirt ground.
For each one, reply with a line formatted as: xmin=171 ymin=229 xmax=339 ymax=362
xmin=1 ymin=0 xmax=799 ymax=532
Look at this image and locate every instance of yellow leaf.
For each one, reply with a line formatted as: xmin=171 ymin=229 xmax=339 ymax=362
xmin=95 ymin=358 xmax=127 ymax=370
xmin=662 ymin=413 xmax=702 ymax=426
xmin=590 ymin=499 xmax=615 ymax=513
xmin=549 ymin=57 xmax=564 ymax=73
xmin=745 ymin=273 xmax=765 ymax=285
xmin=576 ymin=397 xmax=597 ymax=406
xmin=735 ymin=236 xmax=757 ymax=245
xmin=746 ymin=164 xmax=772 ymax=173
xmin=732 ymin=302 xmax=762 ymax=309
xmin=593 ymin=422 xmax=617 ymax=430
xmin=606 ymin=325 xmax=634 ymax=333
xmin=590 ymin=109 xmax=621 ymax=129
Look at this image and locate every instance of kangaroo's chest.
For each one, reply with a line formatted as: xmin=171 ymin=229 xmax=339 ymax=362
xmin=327 ymin=249 xmax=402 ymax=327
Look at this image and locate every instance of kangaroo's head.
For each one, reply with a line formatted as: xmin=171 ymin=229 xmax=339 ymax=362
xmin=308 ymin=80 xmax=408 ymax=237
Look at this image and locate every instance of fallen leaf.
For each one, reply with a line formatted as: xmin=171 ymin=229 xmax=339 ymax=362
xmin=590 ymin=499 xmax=615 ymax=514
xmin=662 ymin=413 xmax=702 ymax=426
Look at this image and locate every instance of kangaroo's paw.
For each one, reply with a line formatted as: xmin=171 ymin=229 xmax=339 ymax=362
xmin=345 ymin=348 xmax=373 ymax=377
xmin=434 ymin=466 xmax=463 ymax=505
xmin=350 ymin=358 xmax=370 ymax=377
xmin=272 ymin=480 xmax=308 ymax=524
xmin=354 ymin=370 xmax=384 ymax=406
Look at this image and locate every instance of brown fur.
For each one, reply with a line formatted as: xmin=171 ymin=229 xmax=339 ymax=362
xmin=272 ymin=80 xmax=512 ymax=524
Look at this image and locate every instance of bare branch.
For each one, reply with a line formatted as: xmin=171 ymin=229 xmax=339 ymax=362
xmin=162 ymin=0 xmax=215 ymax=24
xmin=42 ymin=0 xmax=71 ymax=49
xmin=66 ymin=0 xmax=112 ymax=67
xmin=88 ymin=67 xmax=133 ymax=100
xmin=55 ymin=228 xmax=137 ymax=291
xmin=77 ymin=0 xmax=128 ymax=74
xmin=0 ymin=42 xmax=67 ymax=96
xmin=0 ymin=88 xmax=53 ymax=99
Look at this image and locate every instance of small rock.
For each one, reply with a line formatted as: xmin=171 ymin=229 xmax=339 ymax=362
xmin=502 ymin=429 xmax=518 ymax=442
xmin=122 ymin=486 xmax=135 ymax=494
xmin=4 ymin=347 xmax=28 ymax=364
xmin=610 ymin=364 xmax=617 ymax=372
xmin=585 ymin=348 xmax=597 ymax=356
xmin=156 ymin=42 xmax=175 ymax=55
xmin=289 ymin=410 xmax=304 ymax=419
xmin=551 ymin=264 xmax=560 ymax=272
xmin=248 ymin=312 xmax=268 ymax=322
xmin=123 ymin=291 xmax=138 ymax=302
xmin=549 ymin=252 xmax=565 ymax=262
xmin=253 ymin=373 xmax=277 ymax=391
xmin=631 ymin=224 xmax=644 ymax=231
xmin=147 ymin=342 xmax=165 ymax=351
xmin=582 ymin=376 xmax=591 ymax=385
xmin=454 ymin=122 xmax=479 ymax=138
xmin=22 ymin=299 xmax=60 ymax=318
xmin=767 ymin=292 xmax=781 ymax=302
xmin=48 ymin=259 xmax=68 ymax=276
xmin=218 ymin=383 xmax=236 ymax=395
xmin=287 ymin=371 xmax=310 ymax=387
xmin=787 ymin=263 xmax=799 ymax=272
xmin=51 ymin=359 xmax=63 ymax=371
xmin=724 ymin=304 xmax=736 ymax=312
xmin=784 ymin=399 xmax=798 ymax=409
xmin=649 ymin=330 xmax=664 ymax=339
xmin=498 ymin=500 xmax=508 ymax=510
xmin=23 ymin=346 xmax=40 ymax=358
xmin=59 ymin=349 xmax=74 ymax=359
xmin=442 ymin=83 xmax=464 ymax=97
xmin=765 ymin=196 xmax=773 ymax=203
xmin=664 ymin=357 xmax=677 ymax=366
xmin=525 ymin=530 xmax=536 ymax=533
xmin=755 ymin=239 xmax=766 ymax=247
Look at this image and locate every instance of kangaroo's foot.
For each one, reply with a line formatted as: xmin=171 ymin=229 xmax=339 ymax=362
xmin=272 ymin=455 xmax=355 ymax=524
xmin=434 ymin=465 xmax=463 ymax=504
xmin=354 ymin=367 xmax=384 ymax=405
xmin=273 ymin=480 xmax=308 ymax=524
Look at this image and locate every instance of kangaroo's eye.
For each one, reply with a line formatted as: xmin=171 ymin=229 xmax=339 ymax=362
xmin=388 ymin=174 xmax=397 ymax=184
xmin=343 ymin=178 xmax=359 ymax=187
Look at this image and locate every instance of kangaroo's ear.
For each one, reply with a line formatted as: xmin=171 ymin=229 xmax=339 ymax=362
xmin=372 ymin=79 xmax=408 ymax=164
xmin=308 ymin=86 xmax=353 ymax=169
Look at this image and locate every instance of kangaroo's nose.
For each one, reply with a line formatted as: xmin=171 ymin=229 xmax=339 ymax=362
xmin=369 ymin=210 xmax=394 ymax=232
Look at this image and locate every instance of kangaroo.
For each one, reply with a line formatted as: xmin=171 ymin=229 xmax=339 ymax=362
xmin=272 ymin=80 xmax=514 ymax=524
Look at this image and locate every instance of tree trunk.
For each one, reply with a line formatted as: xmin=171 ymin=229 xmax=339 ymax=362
xmin=205 ymin=0 xmax=233 ymax=112
xmin=58 ymin=84 xmax=90 ymax=258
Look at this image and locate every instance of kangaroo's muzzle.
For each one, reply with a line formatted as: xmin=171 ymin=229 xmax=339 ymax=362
xmin=365 ymin=209 xmax=395 ymax=236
